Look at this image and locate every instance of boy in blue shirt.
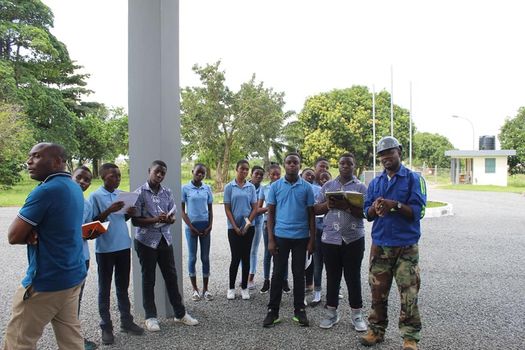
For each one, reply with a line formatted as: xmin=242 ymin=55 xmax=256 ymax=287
xmin=263 ymin=153 xmax=315 ymax=328
xmin=72 ymin=165 xmax=98 ymax=350
xmin=89 ymin=163 xmax=144 ymax=345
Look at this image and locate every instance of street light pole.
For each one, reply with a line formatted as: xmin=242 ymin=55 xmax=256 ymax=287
xmin=452 ymin=115 xmax=475 ymax=150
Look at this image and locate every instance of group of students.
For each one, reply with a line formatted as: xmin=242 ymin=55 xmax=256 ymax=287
xmin=218 ymin=153 xmax=368 ymax=331
xmin=4 ymin=136 xmax=425 ymax=350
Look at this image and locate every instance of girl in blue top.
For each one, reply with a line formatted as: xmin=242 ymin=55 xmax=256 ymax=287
xmin=181 ymin=164 xmax=214 ymax=301
xmin=223 ymin=159 xmax=258 ymax=300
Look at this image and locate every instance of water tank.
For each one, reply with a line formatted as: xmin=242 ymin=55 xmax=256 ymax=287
xmin=479 ymin=135 xmax=496 ymax=150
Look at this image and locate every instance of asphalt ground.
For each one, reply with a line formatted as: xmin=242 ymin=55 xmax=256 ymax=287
xmin=0 ymin=188 xmax=524 ymax=349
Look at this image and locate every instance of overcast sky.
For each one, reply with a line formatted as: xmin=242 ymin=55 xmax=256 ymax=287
xmin=43 ymin=0 xmax=525 ymax=150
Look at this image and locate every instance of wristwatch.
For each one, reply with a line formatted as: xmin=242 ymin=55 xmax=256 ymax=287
xmin=396 ymin=201 xmax=402 ymax=210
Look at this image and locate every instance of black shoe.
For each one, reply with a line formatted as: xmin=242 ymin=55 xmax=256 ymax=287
xmin=282 ymin=280 xmax=291 ymax=294
xmin=84 ymin=338 xmax=98 ymax=350
xmin=263 ymin=309 xmax=281 ymax=328
xmin=260 ymin=280 xmax=270 ymax=294
xmin=120 ymin=321 xmax=144 ymax=335
xmin=101 ymin=329 xmax=114 ymax=345
xmin=293 ymin=309 xmax=309 ymax=327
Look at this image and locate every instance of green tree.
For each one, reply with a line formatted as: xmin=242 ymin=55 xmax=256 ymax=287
xmin=412 ymin=132 xmax=454 ymax=168
xmin=235 ymin=74 xmax=291 ymax=170
xmin=74 ymin=106 xmax=129 ymax=176
xmin=0 ymin=0 xmax=92 ymax=155
xmin=0 ymin=103 xmax=35 ymax=187
xmin=181 ymin=61 xmax=289 ymax=190
xmin=298 ymin=86 xmax=414 ymax=173
xmin=499 ymin=107 xmax=525 ymax=174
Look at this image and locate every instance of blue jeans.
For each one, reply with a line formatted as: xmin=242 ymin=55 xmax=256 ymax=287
xmin=249 ymin=220 xmax=264 ymax=275
xmin=185 ymin=221 xmax=211 ymax=278
xmin=313 ymin=228 xmax=324 ymax=291
xmin=262 ymin=222 xmax=288 ymax=281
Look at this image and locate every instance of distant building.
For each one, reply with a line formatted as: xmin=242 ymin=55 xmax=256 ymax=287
xmin=444 ymin=150 xmax=516 ymax=186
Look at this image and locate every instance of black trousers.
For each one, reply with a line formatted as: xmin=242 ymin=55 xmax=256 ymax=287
xmin=96 ymin=249 xmax=133 ymax=330
xmin=134 ymin=238 xmax=186 ymax=319
xmin=268 ymin=237 xmax=309 ymax=312
xmin=227 ymin=227 xmax=255 ymax=289
xmin=322 ymin=237 xmax=365 ymax=309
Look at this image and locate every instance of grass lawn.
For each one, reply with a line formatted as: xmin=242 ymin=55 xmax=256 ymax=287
xmin=427 ymin=201 xmax=447 ymax=208
xmin=438 ymin=184 xmax=525 ymax=194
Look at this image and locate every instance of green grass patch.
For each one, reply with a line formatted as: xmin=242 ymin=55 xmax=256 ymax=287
xmin=438 ymin=184 xmax=525 ymax=194
xmin=427 ymin=201 xmax=447 ymax=208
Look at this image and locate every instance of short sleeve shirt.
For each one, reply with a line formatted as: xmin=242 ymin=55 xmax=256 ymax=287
xmin=182 ymin=181 xmax=213 ymax=223
xmin=89 ymin=186 xmax=132 ymax=253
xmin=267 ymin=177 xmax=314 ymax=239
xmin=223 ymin=180 xmax=257 ymax=229
xmin=18 ymin=172 xmax=87 ymax=292
xmin=318 ymin=176 xmax=367 ymax=245
xmin=134 ymin=182 xmax=176 ymax=248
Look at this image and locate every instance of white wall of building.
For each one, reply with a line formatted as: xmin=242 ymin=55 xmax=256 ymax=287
xmin=472 ymin=156 xmax=508 ymax=186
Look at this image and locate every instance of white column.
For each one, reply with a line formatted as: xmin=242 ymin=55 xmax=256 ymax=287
xmin=129 ymin=0 xmax=181 ymax=318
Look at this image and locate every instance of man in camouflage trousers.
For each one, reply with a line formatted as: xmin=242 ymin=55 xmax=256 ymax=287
xmin=360 ymin=136 xmax=427 ymax=350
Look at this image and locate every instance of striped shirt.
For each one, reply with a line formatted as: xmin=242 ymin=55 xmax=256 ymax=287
xmin=318 ymin=176 xmax=367 ymax=245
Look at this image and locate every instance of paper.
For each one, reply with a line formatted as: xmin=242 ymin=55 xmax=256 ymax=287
xmin=305 ymin=254 xmax=313 ymax=270
xmin=325 ymin=190 xmax=364 ymax=209
xmin=82 ymin=220 xmax=110 ymax=239
xmin=114 ymin=191 xmax=139 ymax=214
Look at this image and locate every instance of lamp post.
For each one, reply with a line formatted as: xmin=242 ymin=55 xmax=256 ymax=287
xmin=452 ymin=115 xmax=475 ymax=150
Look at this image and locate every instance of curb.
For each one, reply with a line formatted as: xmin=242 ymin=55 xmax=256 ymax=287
xmin=424 ymin=202 xmax=454 ymax=218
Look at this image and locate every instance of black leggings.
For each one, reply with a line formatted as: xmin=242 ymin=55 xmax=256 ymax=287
xmin=228 ymin=227 xmax=255 ymax=289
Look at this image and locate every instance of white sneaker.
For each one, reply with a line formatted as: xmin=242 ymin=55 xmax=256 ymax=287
xmin=174 ymin=313 xmax=199 ymax=326
xmin=145 ymin=318 xmax=160 ymax=332
xmin=227 ymin=289 xmax=235 ymax=300
xmin=192 ymin=290 xmax=201 ymax=301
xmin=202 ymin=290 xmax=214 ymax=301
xmin=241 ymin=288 xmax=250 ymax=300
xmin=312 ymin=290 xmax=322 ymax=303
xmin=247 ymin=281 xmax=256 ymax=290
xmin=351 ymin=308 xmax=368 ymax=332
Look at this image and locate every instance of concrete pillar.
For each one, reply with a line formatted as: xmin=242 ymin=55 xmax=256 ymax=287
xmin=128 ymin=0 xmax=181 ymax=318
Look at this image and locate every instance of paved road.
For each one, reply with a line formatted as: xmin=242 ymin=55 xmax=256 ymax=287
xmin=0 ymin=188 xmax=524 ymax=349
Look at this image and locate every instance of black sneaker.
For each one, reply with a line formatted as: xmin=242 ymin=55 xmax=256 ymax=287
xmin=260 ymin=280 xmax=270 ymax=294
xmin=120 ymin=321 xmax=144 ymax=335
xmin=263 ymin=309 xmax=281 ymax=328
xmin=101 ymin=329 xmax=114 ymax=345
xmin=293 ymin=309 xmax=309 ymax=327
xmin=282 ymin=280 xmax=291 ymax=294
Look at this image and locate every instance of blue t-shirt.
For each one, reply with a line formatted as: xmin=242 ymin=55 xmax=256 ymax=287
xmin=82 ymin=199 xmax=93 ymax=261
xmin=267 ymin=177 xmax=314 ymax=239
xmin=182 ymin=181 xmax=213 ymax=223
xmin=364 ymin=165 xmax=427 ymax=246
xmin=89 ymin=187 xmax=132 ymax=253
xmin=311 ymin=183 xmax=324 ymax=230
xmin=223 ymin=179 xmax=257 ymax=229
xmin=18 ymin=172 xmax=87 ymax=292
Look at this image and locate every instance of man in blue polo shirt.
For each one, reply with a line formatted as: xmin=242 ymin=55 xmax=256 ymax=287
xmin=4 ymin=143 xmax=86 ymax=350
xmin=360 ymin=136 xmax=426 ymax=350
xmin=263 ymin=152 xmax=315 ymax=328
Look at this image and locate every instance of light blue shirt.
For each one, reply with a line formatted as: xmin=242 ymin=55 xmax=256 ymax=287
xmin=82 ymin=199 xmax=93 ymax=260
xmin=267 ymin=177 xmax=314 ymax=239
xmin=311 ymin=183 xmax=324 ymax=230
xmin=182 ymin=181 xmax=213 ymax=223
xmin=223 ymin=179 xmax=257 ymax=229
xmin=252 ymin=183 xmax=263 ymax=226
xmin=259 ymin=183 xmax=272 ymax=222
xmin=89 ymin=186 xmax=132 ymax=253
